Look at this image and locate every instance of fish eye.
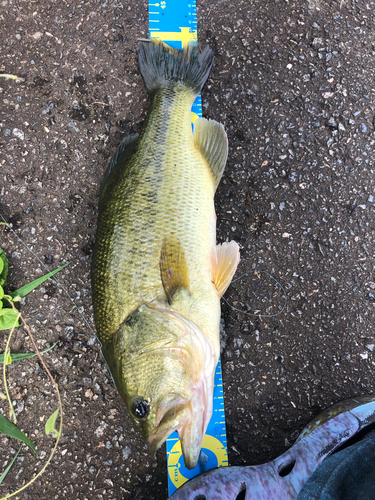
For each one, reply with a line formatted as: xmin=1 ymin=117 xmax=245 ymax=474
xmin=131 ymin=398 xmax=150 ymax=419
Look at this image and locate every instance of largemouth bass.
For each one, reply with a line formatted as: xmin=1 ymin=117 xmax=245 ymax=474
xmin=92 ymin=39 xmax=240 ymax=469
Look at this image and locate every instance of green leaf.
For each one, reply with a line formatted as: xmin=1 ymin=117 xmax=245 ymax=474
xmin=0 ymin=284 xmax=3 ymax=300
xmin=0 ymin=414 xmax=38 ymax=455
xmin=0 ymin=309 xmax=20 ymax=330
xmin=0 ymin=256 xmax=3 ymax=275
xmin=0 ymin=342 xmax=58 ymax=364
xmin=9 ymin=263 xmax=69 ymax=300
xmin=4 ymin=350 xmax=12 ymax=366
xmin=0 ymin=249 xmax=8 ymax=287
xmin=45 ymin=407 xmax=60 ymax=438
xmin=0 ymin=444 xmax=23 ymax=485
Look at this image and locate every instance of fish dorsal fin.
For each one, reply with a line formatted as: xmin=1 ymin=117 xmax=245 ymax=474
xmin=193 ymin=118 xmax=228 ymax=189
xmin=160 ymin=235 xmax=190 ymax=304
xmin=99 ymin=134 xmax=139 ymax=204
xmin=212 ymin=241 xmax=240 ymax=297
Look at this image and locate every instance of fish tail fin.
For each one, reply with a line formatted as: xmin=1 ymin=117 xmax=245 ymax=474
xmin=137 ymin=39 xmax=214 ymax=97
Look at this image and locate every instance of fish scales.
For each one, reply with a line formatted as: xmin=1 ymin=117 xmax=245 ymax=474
xmin=92 ymin=40 xmax=240 ymax=469
xmin=94 ymin=87 xmax=217 ymax=342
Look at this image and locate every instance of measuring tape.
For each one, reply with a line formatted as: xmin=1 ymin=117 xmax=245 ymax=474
xmin=148 ymin=1 xmax=229 ymax=495
xmin=149 ymin=0 xmax=201 ymax=125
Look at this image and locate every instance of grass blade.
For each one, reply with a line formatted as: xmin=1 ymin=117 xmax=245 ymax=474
xmin=0 ymin=443 xmax=23 ymax=485
xmin=0 ymin=342 xmax=58 ymax=364
xmin=0 ymin=74 xmax=20 ymax=80
xmin=0 ymin=414 xmax=38 ymax=455
xmin=9 ymin=263 xmax=69 ymax=299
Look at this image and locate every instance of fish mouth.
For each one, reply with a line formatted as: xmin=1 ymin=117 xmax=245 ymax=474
xmin=147 ymin=400 xmax=191 ymax=452
xmin=144 ymin=307 xmax=217 ymax=469
xmin=146 ymin=358 xmax=214 ymax=470
xmin=164 ymin=310 xmax=216 ymax=468
xmin=179 ymin=373 xmax=214 ymax=470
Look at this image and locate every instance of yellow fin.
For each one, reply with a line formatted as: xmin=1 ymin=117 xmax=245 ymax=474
xmin=160 ymin=235 xmax=190 ymax=304
xmin=213 ymin=241 xmax=240 ymax=297
xmin=193 ymin=117 xmax=228 ymax=190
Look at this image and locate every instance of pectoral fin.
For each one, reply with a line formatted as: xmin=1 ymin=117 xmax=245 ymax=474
xmin=160 ymin=236 xmax=190 ymax=304
xmin=193 ymin=118 xmax=228 ymax=189
xmin=212 ymin=241 xmax=240 ymax=297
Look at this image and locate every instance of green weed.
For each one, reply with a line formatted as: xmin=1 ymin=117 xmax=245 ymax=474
xmin=0 ymin=246 xmax=65 ymax=498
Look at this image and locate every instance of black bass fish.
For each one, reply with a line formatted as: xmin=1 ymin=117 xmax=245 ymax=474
xmin=92 ymin=39 xmax=239 ymax=469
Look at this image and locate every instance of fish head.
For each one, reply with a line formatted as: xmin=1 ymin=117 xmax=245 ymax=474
xmin=108 ymin=304 xmax=216 ymax=469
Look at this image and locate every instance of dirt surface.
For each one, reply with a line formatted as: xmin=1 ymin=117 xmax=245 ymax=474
xmin=1 ymin=0 xmax=375 ymax=498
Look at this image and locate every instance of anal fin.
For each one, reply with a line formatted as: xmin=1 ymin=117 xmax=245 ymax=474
xmin=212 ymin=241 xmax=240 ymax=297
xmin=160 ymin=235 xmax=190 ymax=304
xmin=193 ymin=118 xmax=228 ymax=189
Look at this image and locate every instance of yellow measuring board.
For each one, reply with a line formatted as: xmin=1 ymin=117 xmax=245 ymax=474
xmin=150 ymin=26 xmax=197 ymax=47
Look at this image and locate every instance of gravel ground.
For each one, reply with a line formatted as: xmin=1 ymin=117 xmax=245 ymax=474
xmin=1 ymin=0 xmax=375 ymax=498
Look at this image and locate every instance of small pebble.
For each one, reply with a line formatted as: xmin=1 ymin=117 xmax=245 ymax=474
xmin=12 ymin=128 xmax=25 ymax=140
xmin=122 ymin=445 xmax=131 ymax=460
xmin=328 ymin=117 xmax=337 ymax=128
